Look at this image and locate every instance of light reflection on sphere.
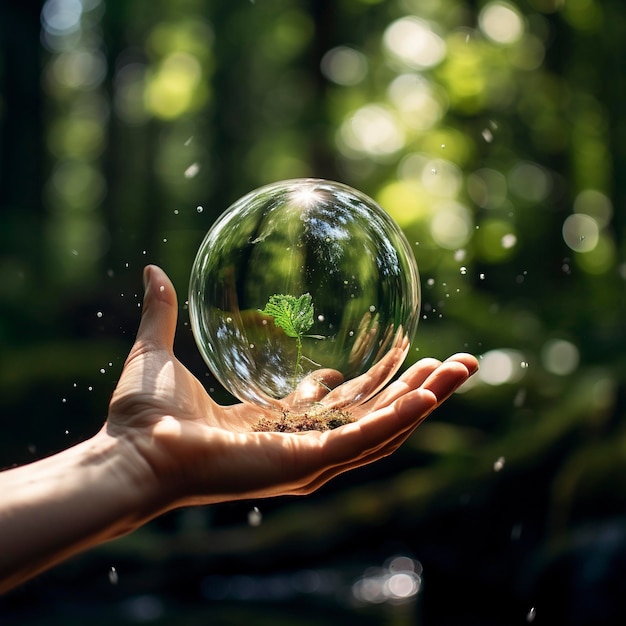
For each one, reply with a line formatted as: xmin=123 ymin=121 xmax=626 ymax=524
xmin=189 ymin=179 xmax=420 ymax=413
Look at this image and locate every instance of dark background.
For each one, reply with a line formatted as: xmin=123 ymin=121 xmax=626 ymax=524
xmin=1 ymin=0 xmax=626 ymax=624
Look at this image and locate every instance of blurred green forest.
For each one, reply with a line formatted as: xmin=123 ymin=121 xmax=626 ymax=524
xmin=1 ymin=0 xmax=626 ymax=624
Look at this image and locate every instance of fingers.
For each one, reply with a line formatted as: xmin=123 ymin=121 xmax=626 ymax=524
xmin=362 ymin=357 xmax=441 ymax=413
xmin=135 ymin=265 xmax=179 ymax=352
xmin=321 ymin=346 xmax=407 ymax=409
xmin=285 ymin=355 xmax=478 ymax=493
xmin=421 ymin=353 xmax=478 ymax=403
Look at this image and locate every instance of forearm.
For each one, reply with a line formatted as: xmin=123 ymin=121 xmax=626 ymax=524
xmin=0 ymin=429 xmax=160 ymax=593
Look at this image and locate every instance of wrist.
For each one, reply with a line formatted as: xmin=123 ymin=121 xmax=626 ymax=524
xmin=90 ymin=426 xmax=175 ymax=531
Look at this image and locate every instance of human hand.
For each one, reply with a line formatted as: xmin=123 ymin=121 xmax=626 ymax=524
xmin=107 ymin=265 xmax=478 ymax=513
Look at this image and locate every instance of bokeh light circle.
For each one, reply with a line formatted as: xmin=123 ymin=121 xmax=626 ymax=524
xmin=189 ymin=179 xmax=420 ymax=414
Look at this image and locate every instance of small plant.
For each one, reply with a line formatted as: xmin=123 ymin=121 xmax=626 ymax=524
xmin=259 ymin=293 xmax=315 ymax=388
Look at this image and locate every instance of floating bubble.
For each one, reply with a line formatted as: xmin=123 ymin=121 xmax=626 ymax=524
xmin=189 ymin=179 xmax=420 ymax=415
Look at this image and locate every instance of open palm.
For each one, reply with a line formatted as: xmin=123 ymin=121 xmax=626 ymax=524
xmin=107 ymin=265 xmax=478 ymax=510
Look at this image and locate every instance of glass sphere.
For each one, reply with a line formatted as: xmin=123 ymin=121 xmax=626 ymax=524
xmin=189 ymin=178 xmax=420 ymax=414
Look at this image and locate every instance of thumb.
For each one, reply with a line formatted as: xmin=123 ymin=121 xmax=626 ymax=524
xmin=135 ymin=265 xmax=179 ymax=352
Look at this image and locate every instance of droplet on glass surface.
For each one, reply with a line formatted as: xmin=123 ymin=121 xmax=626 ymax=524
xmin=109 ymin=566 xmax=119 ymax=585
xmin=189 ymin=179 xmax=421 ymax=415
xmin=526 ymin=606 xmax=536 ymax=622
xmin=96 ymin=311 xmax=103 ymax=318
xmin=460 ymin=266 xmax=467 ymax=275
xmin=197 ymin=206 xmax=204 ymax=213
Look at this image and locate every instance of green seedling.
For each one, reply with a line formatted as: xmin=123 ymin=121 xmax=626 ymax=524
xmin=259 ymin=293 xmax=319 ymax=388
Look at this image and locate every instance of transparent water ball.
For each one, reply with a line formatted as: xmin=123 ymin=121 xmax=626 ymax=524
xmin=189 ymin=178 xmax=420 ymax=414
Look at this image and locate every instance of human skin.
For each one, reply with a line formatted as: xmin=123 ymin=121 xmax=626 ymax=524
xmin=0 ymin=265 xmax=478 ymax=593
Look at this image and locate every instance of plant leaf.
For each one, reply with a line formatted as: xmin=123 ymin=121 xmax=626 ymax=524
xmin=260 ymin=293 xmax=314 ymax=338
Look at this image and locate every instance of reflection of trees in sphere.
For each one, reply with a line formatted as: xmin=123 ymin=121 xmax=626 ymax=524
xmin=189 ymin=179 xmax=421 ymax=414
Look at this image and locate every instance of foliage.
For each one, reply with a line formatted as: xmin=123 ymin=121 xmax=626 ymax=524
xmin=259 ymin=292 xmax=315 ymax=387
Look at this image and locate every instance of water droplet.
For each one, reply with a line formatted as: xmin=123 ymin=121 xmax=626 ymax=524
xmin=184 ymin=162 xmax=200 ymax=179
xmin=493 ymin=456 xmax=505 ymax=472
xmin=431 ymin=167 xmax=438 ymax=175
xmin=501 ymin=233 xmax=517 ymax=249
xmin=521 ymin=361 xmax=529 ymax=369
xmin=88 ymin=386 xmax=93 ymax=392
xmin=317 ymin=314 xmax=325 ymax=322
xmin=248 ymin=507 xmax=262 ymax=527
xmin=184 ymin=136 xmax=193 ymax=146
xmin=65 ymin=429 xmax=69 ymax=435
xmin=526 ymin=607 xmax=536 ymax=622
xmin=163 ymin=238 xmax=168 ymax=243
xmin=511 ymin=523 xmax=523 ymax=540
xmin=460 ymin=266 xmax=467 ymax=275
xmin=454 ymin=249 xmax=466 ymax=262
xmin=62 ymin=398 xmax=67 ymax=403
xmin=441 ymin=143 xmax=446 ymax=149
xmin=109 ymin=566 xmax=119 ymax=585
xmin=100 ymin=368 xmax=105 ymax=374
xmin=96 ymin=311 xmax=103 ymax=318
xmin=482 ymin=128 xmax=494 ymax=143
xmin=226 ymin=316 xmax=232 ymax=323
xmin=159 ymin=285 xmax=165 ymax=292
xmin=197 ymin=206 xmax=204 ymax=213
xmin=174 ymin=209 xmax=179 ymax=215
xmin=369 ymin=305 xmax=376 ymax=312
xmin=479 ymin=273 xmax=485 ymax=280
xmin=426 ymin=278 xmax=435 ymax=287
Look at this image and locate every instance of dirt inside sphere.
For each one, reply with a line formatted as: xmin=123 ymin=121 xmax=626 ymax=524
xmin=252 ymin=408 xmax=355 ymax=433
